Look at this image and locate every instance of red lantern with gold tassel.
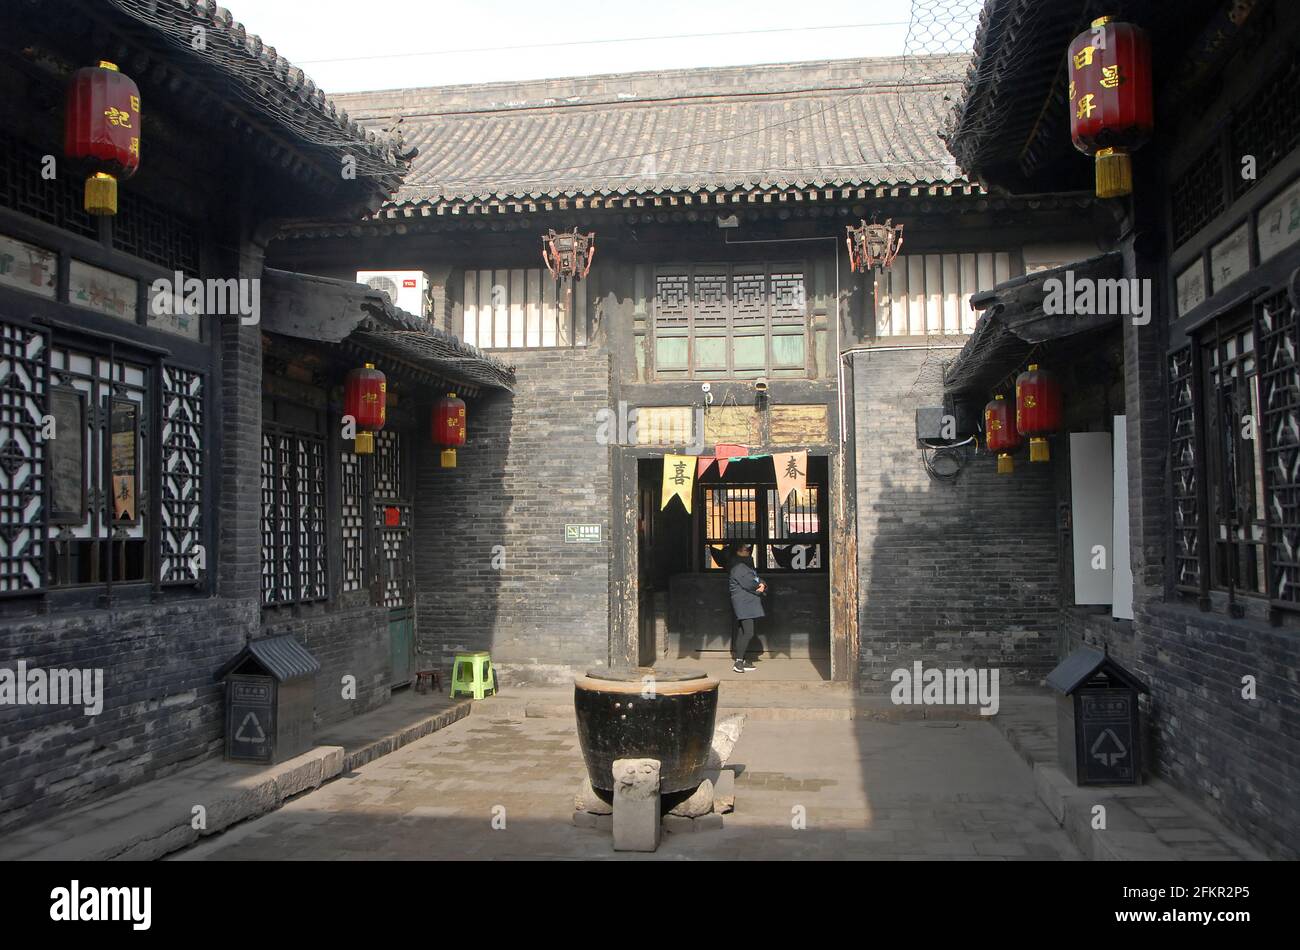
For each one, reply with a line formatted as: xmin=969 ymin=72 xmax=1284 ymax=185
xmin=64 ymin=61 xmax=141 ymax=216
xmin=1015 ymin=364 xmax=1063 ymax=463
xmin=432 ymin=393 xmax=467 ymax=468
xmin=984 ymin=394 xmax=1022 ymax=475
xmin=344 ymin=362 xmax=386 ymax=455
xmin=1068 ymin=17 xmax=1154 ymax=198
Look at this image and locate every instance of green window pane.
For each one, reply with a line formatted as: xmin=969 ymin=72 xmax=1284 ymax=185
xmin=733 ymin=335 xmax=765 ymax=369
xmin=656 ymin=336 xmax=688 ymax=369
xmin=772 ymin=333 xmax=805 ymax=367
xmin=695 ymin=336 xmax=726 ymax=368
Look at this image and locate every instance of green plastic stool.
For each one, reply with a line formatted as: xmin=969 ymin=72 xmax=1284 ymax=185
xmin=450 ymin=651 xmax=496 ymax=700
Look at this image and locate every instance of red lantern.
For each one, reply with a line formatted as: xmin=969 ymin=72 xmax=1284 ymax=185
xmin=344 ymin=362 xmax=386 ymax=455
xmin=984 ymin=394 xmax=1022 ymax=475
xmin=1015 ymin=364 xmax=1063 ymax=463
xmin=64 ymin=61 xmax=141 ymax=216
xmin=432 ymin=393 xmax=467 ymax=468
xmin=1068 ymin=17 xmax=1154 ymax=198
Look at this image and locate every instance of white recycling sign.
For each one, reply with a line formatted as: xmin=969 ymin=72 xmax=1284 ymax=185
xmin=234 ymin=711 xmax=267 ymax=744
xmin=1090 ymin=727 xmax=1128 ymax=766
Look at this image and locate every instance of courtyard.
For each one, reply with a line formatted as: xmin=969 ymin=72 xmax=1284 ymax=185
xmin=175 ymin=713 xmax=1079 ymax=861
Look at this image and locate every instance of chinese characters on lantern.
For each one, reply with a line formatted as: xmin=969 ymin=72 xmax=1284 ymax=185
xmin=1067 ymin=17 xmax=1154 ymax=198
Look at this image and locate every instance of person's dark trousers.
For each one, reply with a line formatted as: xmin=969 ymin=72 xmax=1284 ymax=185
xmin=734 ymin=618 xmax=755 ymax=662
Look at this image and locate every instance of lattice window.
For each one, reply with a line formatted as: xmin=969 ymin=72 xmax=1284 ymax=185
xmin=0 ymin=317 xmax=211 ymax=597
xmin=1201 ymin=319 xmax=1265 ymax=594
xmin=44 ymin=347 xmax=151 ymax=589
xmin=340 ymin=449 xmax=365 ymax=593
xmin=297 ymin=438 xmax=327 ymax=600
xmin=372 ymin=430 xmax=409 ymax=607
xmin=732 ymin=273 xmax=767 ymax=326
xmin=376 ymin=502 xmax=410 ymax=608
xmin=159 ymin=366 xmax=204 ymax=584
xmin=0 ymin=322 xmax=47 ymax=593
xmin=1171 ymin=143 xmax=1226 ymax=247
xmin=1230 ymin=49 xmax=1300 ymax=201
xmin=261 ymin=425 xmax=327 ymax=606
xmin=766 ymin=486 xmax=823 ymax=570
xmin=1255 ymin=288 xmax=1300 ymax=608
xmin=0 ymin=134 xmax=198 ymax=271
xmin=701 ymin=477 xmax=826 ymax=573
xmin=693 ymin=274 xmax=729 ymax=326
xmin=1169 ymin=347 xmax=1202 ymax=593
xmin=654 ymin=275 xmax=690 ymax=327
xmin=651 ymin=264 xmax=808 ymax=379
xmin=113 ymin=192 xmax=200 ymax=274
xmin=771 ymin=272 xmax=807 ymax=324
xmin=0 ymin=135 xmax=97 ymax=241
xmin=373 ymin=430 xmax=404 ymax=499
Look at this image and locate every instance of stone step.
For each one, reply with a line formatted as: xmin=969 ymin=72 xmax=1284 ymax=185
xmin=473 ymin=689 xmax=1000 ymax=722
xmin=991 ymin=694 xmax=1268 ymax=862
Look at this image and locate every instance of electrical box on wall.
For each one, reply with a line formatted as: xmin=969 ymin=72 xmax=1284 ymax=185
xmin=915 ymin=407 xmax=949 ymax=446
xmin=946 ymin=393 xmax=982 ymax=440
xmin=357 ymin=270 xmax=432 ymax=319
xmin=916 ymin=395 xmax=980 ymax=447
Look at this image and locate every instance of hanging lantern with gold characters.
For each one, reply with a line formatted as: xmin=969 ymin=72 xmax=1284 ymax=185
xmin=344 ymin=363 xmax=386 ymax=455
xmin=984 ymin=394 xmax=1022 ymax=475
xmin=1068 ymin=17 xmax=1154 ymax=198
xmin=65 ymin=61 xmax=141 ymax=216
xmin=432 ymin=393 xmax=467 ymax=468
xmin=1015 ymin=364 xmax=1063 ymax=463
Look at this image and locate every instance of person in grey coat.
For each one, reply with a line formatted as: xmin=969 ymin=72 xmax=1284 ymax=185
xmin=727 ymin=542 xmax=767 ymax=673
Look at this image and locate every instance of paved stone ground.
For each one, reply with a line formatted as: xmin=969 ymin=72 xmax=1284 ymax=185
xmin=175 ymin=715 xmax=1080 ymax=860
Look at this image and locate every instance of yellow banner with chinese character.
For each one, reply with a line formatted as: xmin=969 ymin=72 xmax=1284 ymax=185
xmin=774 ymin=450 xmax=807 ymax=506
xmin=661 ymin=453 xmax=695 ymax=514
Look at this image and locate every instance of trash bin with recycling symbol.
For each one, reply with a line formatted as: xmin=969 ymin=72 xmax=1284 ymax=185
xmin=217 ymin=634 xmax=319 ymax=765
xmin=1047 ymin=644 xmax=1148 ymax=786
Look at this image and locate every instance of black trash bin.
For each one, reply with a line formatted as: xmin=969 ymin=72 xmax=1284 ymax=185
xmin=217 ymin=634 xmax=319 ymax=765
xmin=1047 ymin=645 xmax=1148 ymax=786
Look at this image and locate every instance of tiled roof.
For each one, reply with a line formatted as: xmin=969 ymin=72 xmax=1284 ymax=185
xmin=262 ymin=269 xmax=516 ymax=393
xmin=944 ymin=0 xmax=1230 ymax=193
xmin=330 ymin=55 xmax=971 ymax=208
xmin=93 ymin=0 xmax=411 ymax=190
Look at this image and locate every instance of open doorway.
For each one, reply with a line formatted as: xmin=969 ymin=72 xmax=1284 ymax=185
xmin=636 ymin=456 xmax=831 ymax=680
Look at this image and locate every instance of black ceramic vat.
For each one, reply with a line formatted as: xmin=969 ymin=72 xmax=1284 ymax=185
xmin=574 ymin=667 xmax=719 ymax=794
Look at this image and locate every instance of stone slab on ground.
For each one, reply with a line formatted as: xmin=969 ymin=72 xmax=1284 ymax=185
xmin=993 ymin=693 xmax=1268 ymax=862
xmin=177 ymin=715 xmax=1081 ymax=861
xmin=0 ymin=746 xmax=345 ymax=862
xmin=0 ymin=689 xmax=473 ymax=862
xmin=316 ymin=691 xmax=473 ymax=771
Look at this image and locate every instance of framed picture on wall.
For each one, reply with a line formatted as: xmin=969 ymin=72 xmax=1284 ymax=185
xmin=109 ymin=398 xmax=139 ymax=525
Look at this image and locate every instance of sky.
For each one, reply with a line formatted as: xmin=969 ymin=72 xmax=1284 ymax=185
xmin=216 ymin=0 xmax=937 ymax=93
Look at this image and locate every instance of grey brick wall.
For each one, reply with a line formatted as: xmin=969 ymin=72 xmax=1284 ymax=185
xmin=1116 ymin=271 xmax=1300 ymax=859
xmin=0 ymin=598 xmax=256 ymax=832
xmin=262 ymin=602 xmax=392 ymax=727
xmin=1060 ymin=601 xmax=1299 ymax=860
xmin=852 ymin=347 xmax=1061 ymax=688
xmin=412 ymin=347 xmax=612 ymax=681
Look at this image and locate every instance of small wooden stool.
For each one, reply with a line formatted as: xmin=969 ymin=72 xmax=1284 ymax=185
xmin=415 ymin=669 xmax=442 ymax=694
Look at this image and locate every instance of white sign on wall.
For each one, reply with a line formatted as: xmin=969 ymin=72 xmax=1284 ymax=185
xmin=1071 ymin=431 xmax=1113 ymax=606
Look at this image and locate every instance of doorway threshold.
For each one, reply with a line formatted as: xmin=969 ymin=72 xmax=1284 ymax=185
xmin=669 ymin=654 xmax=831 ymax=683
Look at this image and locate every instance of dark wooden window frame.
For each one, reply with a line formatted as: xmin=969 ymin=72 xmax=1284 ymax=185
xmin=697 ymin=479 xmax=828 ymax=574
xmin=651 ymin=261 xmax=810 ymax=381
xmin=261 ymin=397 xmax=330 ymax=609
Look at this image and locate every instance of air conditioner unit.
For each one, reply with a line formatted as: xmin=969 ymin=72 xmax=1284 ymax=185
xmin=356 ymin=270 xmax=432 ymax=319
